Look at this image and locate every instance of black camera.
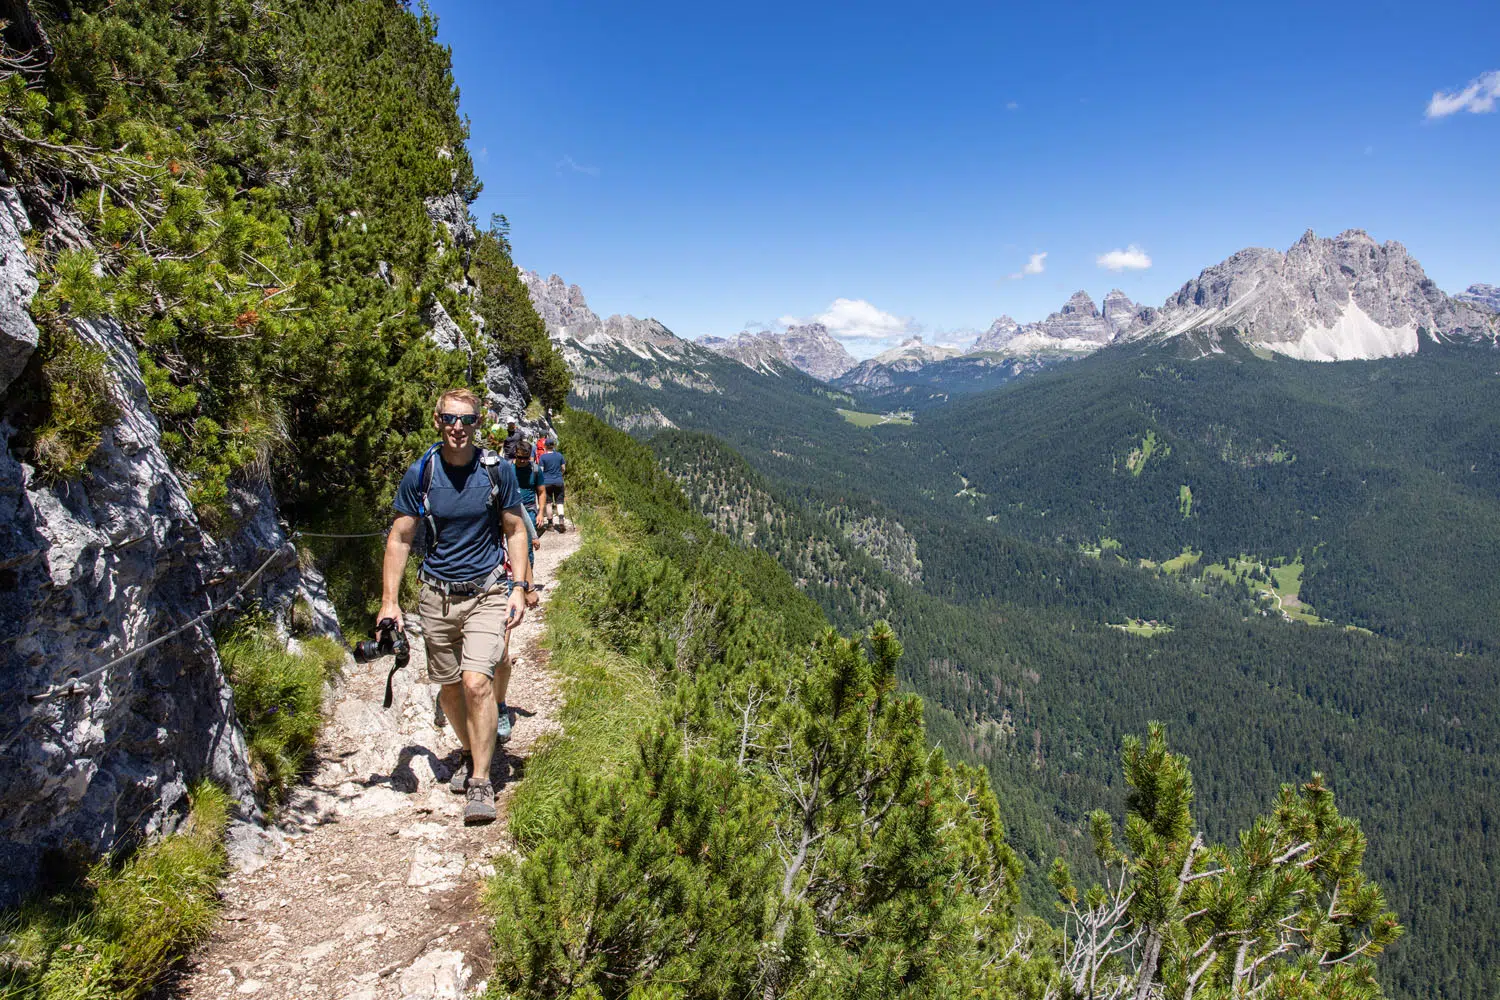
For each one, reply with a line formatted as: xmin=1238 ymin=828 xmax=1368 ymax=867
xmin=352 ymin=617 xmax=409 ymax=663
xmin=352 ymin=618 xmax=410 ymax=708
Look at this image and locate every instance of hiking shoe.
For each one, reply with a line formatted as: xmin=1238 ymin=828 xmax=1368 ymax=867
xmin=496 ymin=703 xmax=513 ymax=744
xmin=464 ymin=781 xmax=497 ymax=825
xmin=448 ymin=751 xmax=472 ymax=794
xmin=557 ymin=521 xmax=567 ymax=533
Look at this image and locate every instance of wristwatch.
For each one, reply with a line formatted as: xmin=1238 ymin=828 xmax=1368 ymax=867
xmin=508 ymin=581 xmax=536 ymax=594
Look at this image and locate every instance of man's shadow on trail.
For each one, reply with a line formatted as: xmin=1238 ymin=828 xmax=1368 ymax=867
xmin=369 ymin=703 xmax=543 ymax=792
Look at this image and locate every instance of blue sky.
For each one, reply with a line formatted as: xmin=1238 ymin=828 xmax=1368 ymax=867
xmin=430 ymin=0 xmax=1500 ymax=358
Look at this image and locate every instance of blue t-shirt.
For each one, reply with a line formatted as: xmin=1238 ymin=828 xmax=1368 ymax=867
xmin=514 ymin=463 xmax=544 ymax=509
xmin=539 ymin=451 xmax=566 ymax=486
xmin=393 ymin=449 xmax=521 ymax=582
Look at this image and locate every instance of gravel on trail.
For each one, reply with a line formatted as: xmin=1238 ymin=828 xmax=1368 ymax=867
xmin=167 ymin=526 xmax=584 ymax=1000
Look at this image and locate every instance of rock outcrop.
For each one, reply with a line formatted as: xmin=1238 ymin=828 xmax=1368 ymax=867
xmin=1456 ymin=283 xmax=1500 ymax=313
xmin=1135 ymin=230 xmax=1497 ymax=360
xmin=971 ymin=291 xmax=1151 ymax=356
xmin=970 ymin=315 xmax=1019 ymax=352
xmin=700 ymin=323 xmax=857 ymax=381
xmin=0 ymin=165 xmax=505 ymax=905
xmin=0 ymin=180 xmax=38 ymax=395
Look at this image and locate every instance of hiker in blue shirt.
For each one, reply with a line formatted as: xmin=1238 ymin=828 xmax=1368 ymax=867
xmin=513 ymin=442 xmax=545 ymax=560
xmin=379 ymin=388 xmax=534 ymax=826
xmin=538 ymin=442 xmax=567 ymax=533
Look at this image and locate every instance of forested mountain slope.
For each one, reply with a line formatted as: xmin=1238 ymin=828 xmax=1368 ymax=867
xmin=482 ymin=410 xmax=1401 ymax=999
xmin=923 ymin=334 xmax=1500 ymax=652
xmin=642 ymin=368 xmax=1500 ymax=999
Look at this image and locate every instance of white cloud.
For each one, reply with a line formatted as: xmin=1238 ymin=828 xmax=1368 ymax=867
xmin=780 ymin=298 xmax=917 ymax=350
xmin=1096 ymin=245 xmax=1153 ymax=271
xmin=556 ymin=154 xmax=600 ymax=176
xmin=1006 ymin=101 xmax=1019 ymax=111
xmin=1426 ymin=70 xmax=1500 ymax=119
xmin=1008 ymin=251 xmax=1047 ymax=280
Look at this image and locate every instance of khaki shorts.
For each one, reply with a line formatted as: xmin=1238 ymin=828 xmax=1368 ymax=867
xmin=417 ymin=583 xmax=511 ymax=686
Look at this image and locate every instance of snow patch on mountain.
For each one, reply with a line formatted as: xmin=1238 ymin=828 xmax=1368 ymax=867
xmin=1260 ymin=300 xmax=1418 ymax=362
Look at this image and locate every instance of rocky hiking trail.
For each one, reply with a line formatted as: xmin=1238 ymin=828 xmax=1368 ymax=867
xmin=168 ymin=527 xmax=583 ymax=1000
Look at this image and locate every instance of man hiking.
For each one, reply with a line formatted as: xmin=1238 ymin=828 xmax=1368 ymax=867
xmin=501 ymin=420 xmax=524 ymax=461
xmin=538 ymin=439 xmax=567 ymax=533
xmin=378 ymin=388 xmax=534 ymax=825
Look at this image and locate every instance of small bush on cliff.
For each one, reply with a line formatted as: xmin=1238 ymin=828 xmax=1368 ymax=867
xmin=21 ymin=319 xmax=122 ymax=483
xmin=0 ymin=782 xmax=228 ymax=1000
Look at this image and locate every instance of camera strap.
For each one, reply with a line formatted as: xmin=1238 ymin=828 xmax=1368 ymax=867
xmin=383 ymin=660 xmax=403 ymax=709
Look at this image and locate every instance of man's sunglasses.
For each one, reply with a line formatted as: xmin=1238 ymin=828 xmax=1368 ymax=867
xmin=438 ymin=413 xmax=479 ymax=426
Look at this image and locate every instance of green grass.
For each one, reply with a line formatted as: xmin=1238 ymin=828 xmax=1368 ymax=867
xmin=837 ymin=407 xmax=913 ymax=428
xmin=497 ymin=508 xmax=660 ymax=851
xmin=219 ymin=622 xmax=344 ymax=805
xmin=1124 ymin=429 xmax=1170 ymax=477
xmin=0 ymin=783 xmax=229 ymax=1000
xmin=1109 ymin=618 xmax=1174 ymax=637
xmin=1160 ymin=548 xmax=1201 ymax=574
xmin=1179 ymin=483 xmax=1193 ymax=518
xmin=1201 ymin=553 xmax=1332 ymax=626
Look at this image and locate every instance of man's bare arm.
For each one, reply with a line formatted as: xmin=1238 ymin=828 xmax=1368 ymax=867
xmin=502 ymin=507 xmax=530 ymax=630
xmin=378 ymin=515 xmax=419 ymax=631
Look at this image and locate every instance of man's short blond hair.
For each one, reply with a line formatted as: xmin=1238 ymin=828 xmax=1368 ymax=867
xmin=434 ymin=388 xmax=482 ymax=414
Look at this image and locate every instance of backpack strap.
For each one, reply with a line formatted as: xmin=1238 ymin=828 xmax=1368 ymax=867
xmin=480 ymin=449 xmax=514 ymax=584
xmin=415 ymin=443 xmax=442 ymax=546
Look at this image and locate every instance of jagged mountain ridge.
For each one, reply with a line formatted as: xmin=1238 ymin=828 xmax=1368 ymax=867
xmin=837 ymin=337 xmax=964 ymax=390
xmin=699 ymin=323 xmax=857 ymax=381
xmin=1130 ymin=229 xmax=1497 ymax=361
xmin=526 ymin=228 xmax=1498 ymax=421
xmin=973 ymin=289 xmax=1151 ymax=354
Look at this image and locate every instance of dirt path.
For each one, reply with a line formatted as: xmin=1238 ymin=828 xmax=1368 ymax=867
xmin=170 ymin=526 xmax=583 ymax=1000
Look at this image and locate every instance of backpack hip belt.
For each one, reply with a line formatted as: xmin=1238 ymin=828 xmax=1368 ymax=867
xmin=418 ymin=561 xmax=509 ymax=596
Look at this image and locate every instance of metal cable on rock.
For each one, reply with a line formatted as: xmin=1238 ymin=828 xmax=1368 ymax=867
xmin=2 ymin=523 xmax=388 ymax=755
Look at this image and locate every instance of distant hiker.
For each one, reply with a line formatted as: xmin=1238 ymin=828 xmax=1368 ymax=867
xmin=378 ymin=388 xmax=536 ymax=826
xmin=501 ymin=421 xmax=524 ymax=461
xmin=539 ymin=442 xmax=567 ymax=532
xmin=515 ymin=443 xmax=545 ymax=538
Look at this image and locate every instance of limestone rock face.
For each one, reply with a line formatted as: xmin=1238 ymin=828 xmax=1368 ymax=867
xmin=0 ymin=308 xmax=259 ymax=905
xmin=518 ymin=270 xmax=604 ymax=344
xmin=422 ymin=192 xmax=475 ymax=251
xmin=0 ymin=181 xmax=39 ymax=395
xmin=1136 ymin=229 xmax=1498 ymax=360
xmin=699 ymin=331 xmax=787 ymax=373
xmin=971 ymin=315 xmax=1020 ymax=352
xmin=775 ymin=323 xmax=858 ymax=381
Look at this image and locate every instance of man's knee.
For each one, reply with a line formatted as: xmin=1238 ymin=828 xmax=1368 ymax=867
xmin=461 ymin=671 xmax=493 ymax=700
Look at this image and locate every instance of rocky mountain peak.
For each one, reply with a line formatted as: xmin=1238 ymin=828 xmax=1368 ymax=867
xmin=1060 ymin=290 xmax=1099 ymax=317
xmin=705 ymin=322 xmax=856 ymax=381
xmin=1136 ymin=229 xmax=1497 ymax=360
xmin=1455 ymin=283 xmax=1500 ymax=313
